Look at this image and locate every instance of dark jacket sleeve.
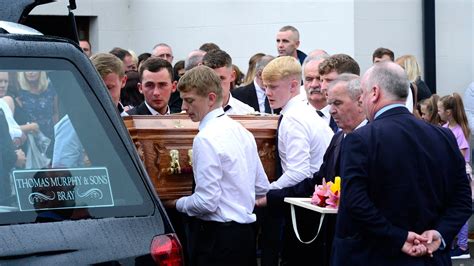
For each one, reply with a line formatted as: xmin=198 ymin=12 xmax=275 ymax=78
xmin=435 ymin=128 xmax=472 ymax=245
xmin=0 ymin=109 xmax=16 ymax=173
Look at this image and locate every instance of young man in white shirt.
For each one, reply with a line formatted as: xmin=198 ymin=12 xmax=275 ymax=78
xmin=166 ymin=65 xmax=269 ymax=266
xmin=202 ymin=49 xmax=255 ymax=115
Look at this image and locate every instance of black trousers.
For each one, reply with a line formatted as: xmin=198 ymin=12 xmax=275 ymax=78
xmin=193 ymin=219 xmax=256 ymax=266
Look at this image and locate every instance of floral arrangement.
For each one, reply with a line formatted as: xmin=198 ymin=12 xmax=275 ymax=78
xmin=311 ymin=176 xmax=341 ymax=209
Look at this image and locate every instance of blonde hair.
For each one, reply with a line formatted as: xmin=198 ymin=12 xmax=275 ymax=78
xmin=262 ymin=56 xmax=301 ymax=83
xmin=439 ymin=93 xmax=470 ymax=140
xmin=18 ymin=71 xmax=49 ymax=93
xmin=395 ymin=55 xmax=421 ymax=83
xmin=242 ymin=52 xmax=265 ymax=86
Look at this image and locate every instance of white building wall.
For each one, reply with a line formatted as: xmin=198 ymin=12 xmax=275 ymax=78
xmin=436 ymin=0 xmax=473 ymax=96
xmin=354 ymin=0 xmax=424 ymax=75
xmin=32 ymin=0 xmax=473 ymax=95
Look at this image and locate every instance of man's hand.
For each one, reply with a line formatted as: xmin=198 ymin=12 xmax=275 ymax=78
xmin=162 ymin=199 xmax=177 ymax=209
xmin=418 ymin=230 xmax=442 ymax=257
xmin=255 ymin=196 xmax=267 ymax=207
xmin=402 ymin=231 xmax=428 ymax=257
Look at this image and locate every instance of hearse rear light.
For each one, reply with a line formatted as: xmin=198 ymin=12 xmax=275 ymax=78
xmin=150 ymin=233 xmax=184 ymax=266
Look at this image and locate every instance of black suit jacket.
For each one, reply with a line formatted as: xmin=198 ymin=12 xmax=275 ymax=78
xmin=232 ymin=83 xmax=261 ymax=112
xmin=126 ymin=102 xmax=152 ymax=115
xmin=0 ymin=109 xmax=16 ymax=204
xmin=333 ymin=107 xmax=471 ymax=266
xmin=232 ymin=83 xmax=280 ymax=114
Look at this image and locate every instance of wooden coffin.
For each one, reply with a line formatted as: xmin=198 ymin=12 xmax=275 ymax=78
xmin=124 ymin=115 xmax=278 ymax=200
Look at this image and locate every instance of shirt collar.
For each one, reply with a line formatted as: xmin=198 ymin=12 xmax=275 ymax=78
xmin=224 ymin=94 xmax=239 ymax=112
xmin=374 ymin=103 xmax=406 ymax=119
xmin=199 ymin=107 xmax=225 ymax=131
xmin=281 ymin=95 xmax=301 ymax=115
xmin=145 ymin=101 xmax=170 ymax=115
xmin=254 ymin=79 xmax=265 ymax=95
xmin=344 ymin=119 xmax=368 ymax=137
xmin=319 ymin=105 xmax=331 ymax=118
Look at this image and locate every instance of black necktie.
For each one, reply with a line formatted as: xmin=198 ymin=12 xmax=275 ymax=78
xmin=329 ymin=116 xmax=338 ymax=133
xmin=264 ymin=97 xmax=271 ymax=114
xmin=224 ymin=105 xmax=231 ymax=112
xmin=275 ymin=115 xmax=283 ymax=179
xmin=317 ymin=110 xmax=338 ymax=133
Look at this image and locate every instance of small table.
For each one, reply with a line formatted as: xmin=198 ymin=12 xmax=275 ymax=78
xmin=284 ymin=197 xmax=337 ymax=244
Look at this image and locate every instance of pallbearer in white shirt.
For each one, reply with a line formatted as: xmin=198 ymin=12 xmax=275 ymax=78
xmin=202 ymin=49 xmax=255 ymax=115
xmin=166 ymin=65 xmax=269 ymax=266
xmin=257 ymin=56 xmax=333 ymax=266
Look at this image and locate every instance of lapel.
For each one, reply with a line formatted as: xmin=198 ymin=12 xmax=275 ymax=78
xmin=247 ymin=83 xmax=260 ymax=112
xmin=332 ymin=131 xmax=345 ymax=176
xmin=138 ymin=102 xmax=153 ymax=115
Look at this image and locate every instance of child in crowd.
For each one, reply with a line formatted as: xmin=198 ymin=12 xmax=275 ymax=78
xmin=438 ymin=93 xmax=472 ymax=259
xmin=418 ymin=94 xmax=442 ymax=125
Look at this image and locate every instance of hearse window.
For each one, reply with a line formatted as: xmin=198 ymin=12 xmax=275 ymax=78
xmin=0 ymin=58 xmax=155 ymax=225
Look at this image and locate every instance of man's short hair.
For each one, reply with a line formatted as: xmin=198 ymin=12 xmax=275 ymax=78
xmin=109 ymin=47 xmax=131 ymax=61
xmin=177 ymin=65 xmax=223 ymax=103
xmin=152 ymin=43 xmax=171 ymax=50
xmin=262 ymin=56 xmax=301 ymax=83
xmin=367 ymin=62 xmax=409 ymax=101
xmin=199 ymin=42 xmax=220 ymax=53
xmin=255 ymin=55 xmax=275 ymax=72
xmin=372 ymin=47 xmax=395 ymax=62
xmin=202 ymin=49 xmax=232 ymax=69
xmin=185 ymin=50 xmax=206 ymax=71
xmin=90 ymin=53 xmax=125 ymax=78
xmin=139 ymin=57 xmax=174 ymax=82
xmin=279 ymin=25 xmax=300 ymax=40
xmin=327 ymin=73 xmax=361 ymax=101
xmin=302 ymin=53 xmax=330 ymax=77
xmin=319 ymin=54 xmax=360 ymax=76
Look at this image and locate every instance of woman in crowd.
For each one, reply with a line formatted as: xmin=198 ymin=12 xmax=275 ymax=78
xmin=418 ymin=94 xmax=442 ymax=125
xmin=242 ymin=52 xmax=265 ymax=86
xmin=16 ymin=71 xmax=58 ymax=140
xmin=438 ymin=93 xmax=471 ymax=259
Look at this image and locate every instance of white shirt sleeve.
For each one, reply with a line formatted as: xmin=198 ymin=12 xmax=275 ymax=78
xmin=176 ymin=136 xmax=222 ymax=216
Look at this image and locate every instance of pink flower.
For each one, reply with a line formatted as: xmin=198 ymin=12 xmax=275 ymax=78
xmin=325 ymin=190 xmax=339 ymax=209
xmin=311 ymin=181 xmax=332 ymax=207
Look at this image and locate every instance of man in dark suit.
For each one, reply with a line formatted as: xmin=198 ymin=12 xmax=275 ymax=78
xmin=333 ymin=62 xmax=472 ymax=265
xmin=256 ymin=73 xmax=366 ymax=266
xmin=126 ymin=58 xmax=176 ymax=116
xmin=232 ymin=55 xmax=276 ymax=114
xmin=0 ymin=109 xmax=24 ymax=204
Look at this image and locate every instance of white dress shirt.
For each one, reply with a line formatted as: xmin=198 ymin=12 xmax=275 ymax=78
xmin=176 ymin=108 xmax=269 ymax=223
xmin=121 ymin=102 xmax=170 ymax=116
xmin=224 ymin=94 xmax=255 ymax=115
xmin=0 ymin=99 xmax=22 ymax=139
xmin=312 ymin=104 xmax=331 ymax=125
xmin=52 ymin=115 xmax=84 ymax=168
xmin=254 ymin=79 xmax=267 ymax=113
xmin=405 ymin=86 xmax=413 ymax=113
xmin=270 ymin=96 xmax=334 ymax=190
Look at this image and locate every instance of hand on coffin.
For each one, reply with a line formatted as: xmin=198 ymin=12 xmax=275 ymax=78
xmin=162 ymin=199 xmax=178 ymax=209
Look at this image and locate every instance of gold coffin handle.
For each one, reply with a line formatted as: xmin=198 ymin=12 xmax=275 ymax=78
xmin=168 ymin=149 xmax=181 ymax=174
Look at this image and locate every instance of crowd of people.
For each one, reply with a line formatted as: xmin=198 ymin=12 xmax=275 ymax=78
xmin=1 ymin=24 xmax=473 ymax=265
